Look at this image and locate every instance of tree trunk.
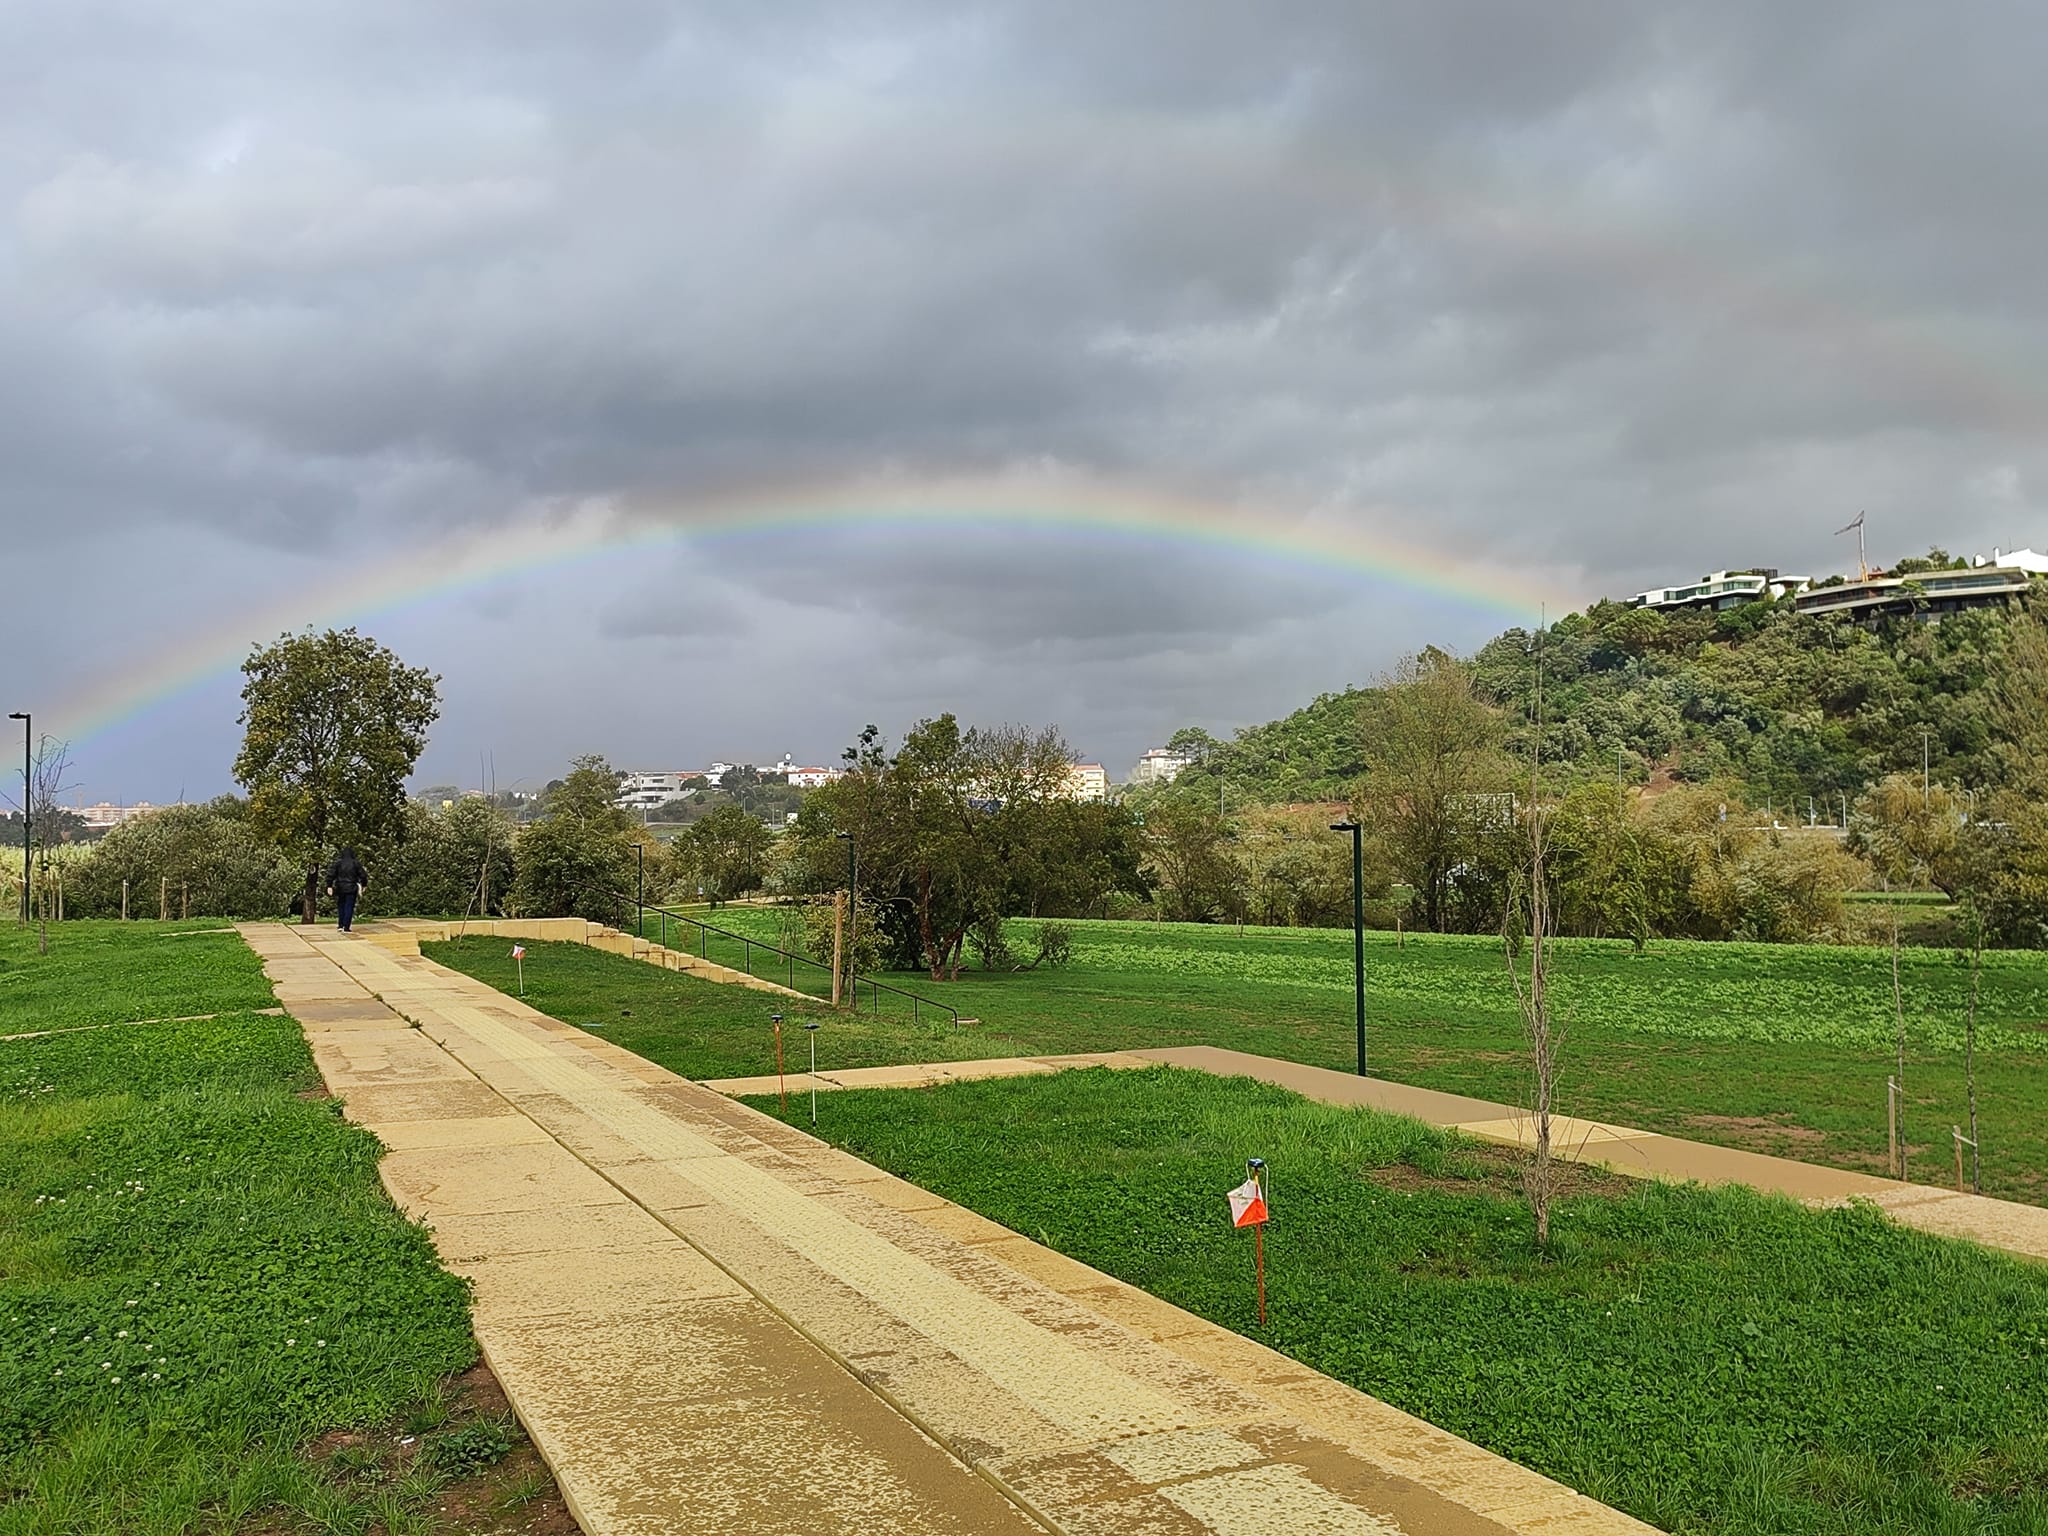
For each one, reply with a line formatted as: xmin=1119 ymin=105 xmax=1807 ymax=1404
xmin=302 ymin=864 xmax=319 ymax=925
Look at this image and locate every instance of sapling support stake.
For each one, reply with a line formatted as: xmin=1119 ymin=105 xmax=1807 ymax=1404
xmin=772 ymin=1012 xmax=787 ymax=1113
xmin=805 ymin=1020 xmax=821 ymax=1127
xmin=1249 ymin=1158 xmax=1267 ymax=1327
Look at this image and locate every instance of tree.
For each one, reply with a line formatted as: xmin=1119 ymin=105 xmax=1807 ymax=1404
xmin=510 ymin=755 xmax=638 ymax=924
xmin=1359 ymin=651 xmax=1511 ymax=931
xmin=679 ymin=803 xmax=773 ymax=903
xmin=370 ymin=798 xmax=517 ymax=917
xmin=234 ymin=629 xmax=440 ymax=923
xmin=1144 ymin=800 xmax=1242 ymax=923
xmin=70 ymin=799 xmax=301 ymax=918
xmin=792 ymin=716 xmax=1108 ymax=980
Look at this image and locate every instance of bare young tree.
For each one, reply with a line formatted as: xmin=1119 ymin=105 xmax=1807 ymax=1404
xmin=1504 ymin=633 xmax=1559 ymax=1247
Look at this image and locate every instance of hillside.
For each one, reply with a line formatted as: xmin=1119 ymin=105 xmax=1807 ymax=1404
xmin=1171 ymin=591 xmax=2032 ymax=810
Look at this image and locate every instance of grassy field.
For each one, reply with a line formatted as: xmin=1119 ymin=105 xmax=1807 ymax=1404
xmin=0 ymin=922 xmax=566 ymax=1534
xmin=742 ymin=1065 xmax=2048 ymax=1536
xmin=450 ymin=914 xmax=2048 ymax=1203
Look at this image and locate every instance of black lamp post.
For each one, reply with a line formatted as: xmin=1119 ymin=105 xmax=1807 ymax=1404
xmin=8 ymin=712 xmax=27 ymax=926
xmin=835 ymin=830 xmax=856 ymax=1012
xmin=635 ymin=841 xmax=645 ymax=939
xmin=1330 ymin=819 xmax=1366 ymax=1076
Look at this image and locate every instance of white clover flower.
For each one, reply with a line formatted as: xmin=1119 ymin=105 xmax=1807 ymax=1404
xmin=285 ymin=1338 xmax=295 ymax=1347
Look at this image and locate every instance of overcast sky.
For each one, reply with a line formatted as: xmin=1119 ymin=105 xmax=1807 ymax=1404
xmin=7 ymin=3 xmax=2047 ymax=804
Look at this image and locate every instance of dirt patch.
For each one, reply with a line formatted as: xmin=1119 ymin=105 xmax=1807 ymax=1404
xmin=287 ymin=1359 xmax=580 ymax=1536
xmin=1683 ymin=1114 xmax=1830 ymax=1147
xmin=1365 ymin=1143 xmax=1635 ymax=1201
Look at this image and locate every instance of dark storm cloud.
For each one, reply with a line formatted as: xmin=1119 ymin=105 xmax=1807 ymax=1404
xmin=7 ymin=2 xmax=2048 ymax=796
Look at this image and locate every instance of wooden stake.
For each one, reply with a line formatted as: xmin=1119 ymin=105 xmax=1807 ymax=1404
xmin=1954 ymin=1126 xmax=1965 ymax=1193
xmin=181 ymin=883 xmax=189 ymax=920
xmin=1887 ymin=1076 xmax=1900 ymax=1179
xmin=831 ymin=893 xmax=845 ymax=1007
xmin=121 ymin=879 xmax=129 ymax=921
xmin=160 ymin=877 xmax=168 ymax=922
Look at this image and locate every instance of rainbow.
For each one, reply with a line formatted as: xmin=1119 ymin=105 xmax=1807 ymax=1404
xmin=55 ymin=474 xmax=1586 ymax=743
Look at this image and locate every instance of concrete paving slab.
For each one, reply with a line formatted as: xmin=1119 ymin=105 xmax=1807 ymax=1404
xmin=241 ymin=923 xmax=1659 ymax=1536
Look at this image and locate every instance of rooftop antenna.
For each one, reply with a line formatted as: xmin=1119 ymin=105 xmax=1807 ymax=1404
xmin=1835 ymin=510 xmax=1870 ymax=579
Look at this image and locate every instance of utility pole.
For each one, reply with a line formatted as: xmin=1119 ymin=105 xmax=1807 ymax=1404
xmin=1329 ymin=819 xmax=1367 ymax=1076
xmin=8 ymin=713 xmax=27 ymax=926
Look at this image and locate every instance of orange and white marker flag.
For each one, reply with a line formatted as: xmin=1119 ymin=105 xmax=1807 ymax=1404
xmin=511 ymin=945 xmax=526 ymax=959
xmin=1227 ymin=1175 xmax=1268 ymax=1228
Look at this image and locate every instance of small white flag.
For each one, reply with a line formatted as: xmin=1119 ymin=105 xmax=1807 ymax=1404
xmin=511 ymin=945 xmax=526 ymax=960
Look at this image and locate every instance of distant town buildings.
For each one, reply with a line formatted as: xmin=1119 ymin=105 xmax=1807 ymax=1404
xmin=1127 ymin=748 xmax=1192 ymax=786
xmin=77 ymin=801 xmax=161 ymax=831
xmin=1064 ymin=763 xmax=1109 ymax=803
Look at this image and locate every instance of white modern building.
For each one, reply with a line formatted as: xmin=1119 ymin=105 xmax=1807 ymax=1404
xmin=1628 ymin=570 xmax=1810 ymax=612
xmin=78 ymin=801 xmax=161 ymax=831
xmin=1128 ymin=748 xmax=1192 ymax=786
xmin=1064 ymin=763 xmax=1109 ymax=803
xmin=615 ymin=772 xmax=695 ymax=811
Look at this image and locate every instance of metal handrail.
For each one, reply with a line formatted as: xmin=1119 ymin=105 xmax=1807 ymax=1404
xmin=640 ymin=902 xmax=963 ymax=1027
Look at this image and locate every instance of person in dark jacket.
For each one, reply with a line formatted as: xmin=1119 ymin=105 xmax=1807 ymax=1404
xmin=325 ymin=848 xmax=369 ymax=932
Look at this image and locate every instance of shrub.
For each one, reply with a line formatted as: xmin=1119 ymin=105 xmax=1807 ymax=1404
xmin=968 ymin=915 xmax=1015 ymax=971
xmin=1029 ymin=920 xmax=1073 ymax=969
xmin=66 ymin=800 xmax=300 ymax=918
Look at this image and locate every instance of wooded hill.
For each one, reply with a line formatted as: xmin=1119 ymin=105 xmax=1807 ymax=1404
xmin=1167 ymin=589 xmax=2034 ymax=811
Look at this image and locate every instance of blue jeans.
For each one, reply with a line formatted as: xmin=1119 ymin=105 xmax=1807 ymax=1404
xmin=336 ymin=890 xmax=358 ymax=931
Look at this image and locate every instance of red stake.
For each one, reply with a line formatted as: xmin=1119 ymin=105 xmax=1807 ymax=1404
xmin=1254 ymin=1222 xmax=1266 ymax=1327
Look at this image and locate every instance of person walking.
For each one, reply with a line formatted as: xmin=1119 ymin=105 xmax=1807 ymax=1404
xmin=325 ymin=847 xmax=369 ymax=933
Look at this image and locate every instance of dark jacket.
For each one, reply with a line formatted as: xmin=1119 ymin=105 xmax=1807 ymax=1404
xmin=326 ymin=852 xmax=368 ymax=895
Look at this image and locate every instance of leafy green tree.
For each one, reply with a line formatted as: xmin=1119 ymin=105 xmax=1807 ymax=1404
xmin=510 ymin=755 xmax=638 ymax=923
xmin=792 ymin=717 xmax=1119 ymax=979
xmin=678 ymin=803 xmax=773 ymax=903
xmin=234 ymin=628 xmax=440 ymax=922
xmin=1358 ymin=651 xmax=1511 ymax=932
xmin=370 ymin=798 xmax=517 ymax=917
xmin=1143 ymin=799 xmax=1242 ymax=923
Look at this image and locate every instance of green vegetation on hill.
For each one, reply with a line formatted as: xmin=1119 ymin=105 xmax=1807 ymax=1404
xmin=1166 ymin=594 xmax=2032 ymax=812
xmin=746 ymin=1065 xmax=2048 ymax=1536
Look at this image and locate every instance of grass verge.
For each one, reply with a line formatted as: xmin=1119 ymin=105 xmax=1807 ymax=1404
xmin=744 ymin=1065 xmax=2048 ymax=1536
xmin=0 ymin=922 xmax=570 ymax=1534
xmin=613 ymin=912 xmax=2048 ymax=1204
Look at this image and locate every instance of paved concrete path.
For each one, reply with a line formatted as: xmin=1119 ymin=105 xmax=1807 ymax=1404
xmin=1134 ymin=1046 xmax=2048 ymax=1264
xmin=240 ymin=924 xmax=1654 ymax=1536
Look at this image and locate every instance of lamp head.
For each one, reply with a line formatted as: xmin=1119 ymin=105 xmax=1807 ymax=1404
xmin=804 ymin=1019 xmax=820 ymax=1032
xmin=835 ymin=830 xmax=853 ymax=842
xmin=1330 ymin=820 xmax=1359 ymax=833
xmin=771 ymin=1012 xmax=783 ymax=1026
xmin=1247 ymin=1157 xmax=1265 ymax=1169
xmin=6 ymin=713 xmax=25 ymax=721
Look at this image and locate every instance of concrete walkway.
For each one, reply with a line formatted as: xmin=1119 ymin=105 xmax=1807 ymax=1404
xmin=1134 ymin=1046 xmax=2048 ymax=1265
xmin=241 ymin=924 xmax=1654 ymax=1536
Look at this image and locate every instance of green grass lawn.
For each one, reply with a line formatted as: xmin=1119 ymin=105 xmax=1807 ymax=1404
xmin=0 ymin=923 xmax=557 ymax=1534
xmin=742 ymin=1065 xmax=2048 ymax=1536
xmin=453 ymin=914 xmax=2048 ymax=1204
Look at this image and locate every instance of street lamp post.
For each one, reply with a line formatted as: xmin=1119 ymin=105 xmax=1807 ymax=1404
xmin=836 ymin=831 xmax=857 ymax=1012
xmin=8 ymin=713 xmax=27 ymax=926
xmin=1330 ymin=819 xmax=1366 ymax=1076
xmin=635 ymin=841 xmax=646 ymax=940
